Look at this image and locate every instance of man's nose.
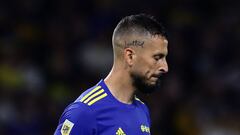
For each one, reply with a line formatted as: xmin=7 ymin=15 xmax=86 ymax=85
xmin=159 ymin=61 xmax=168 ymax=73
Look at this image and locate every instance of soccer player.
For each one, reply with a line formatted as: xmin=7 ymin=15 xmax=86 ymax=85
xmin=54 ymin=14 xmax=168 ymax=135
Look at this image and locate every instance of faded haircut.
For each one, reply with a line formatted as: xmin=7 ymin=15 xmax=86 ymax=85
xmin=113 ymin=14 xmax=167 ymax=39
xmin=112 ymin=14 xmax=167 ymax=59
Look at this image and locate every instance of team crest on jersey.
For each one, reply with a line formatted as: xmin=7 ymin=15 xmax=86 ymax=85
xmin=116 ymin=127 xmax=126 ymax=135
xmin=61 ymin=119 xmax=74 ymax=135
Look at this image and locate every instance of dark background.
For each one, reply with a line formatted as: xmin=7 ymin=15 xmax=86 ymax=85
xmin=0 ymin=0 xmax=240 ymax=135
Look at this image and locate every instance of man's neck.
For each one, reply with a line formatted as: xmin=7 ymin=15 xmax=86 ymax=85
xmin=104 ymin=67 xmax=135 ymax=104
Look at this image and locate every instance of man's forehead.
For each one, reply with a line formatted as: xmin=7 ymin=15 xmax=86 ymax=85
xmin=145 ymin=36 xmax=168 ymax=54
xmin=150 ymin=35 xmax=167 ymax=43
xmin=145 ymin=35 xmax=168 ymax=48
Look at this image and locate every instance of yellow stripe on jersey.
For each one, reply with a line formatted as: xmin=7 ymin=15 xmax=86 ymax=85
xmin=119 ymin=128 xmax=125 ymax=134
xmin=80 ymin=86 xmax=101 ymax=102
xmin=88 ymin=93 xmax=108 ymax=106
xmin=116 ymin=127 xmax=126 ymax=135
xmin=83 ymin=89 xmax=104 ymax=103
xmin=135 ymin=96 xmax=145 ymax=104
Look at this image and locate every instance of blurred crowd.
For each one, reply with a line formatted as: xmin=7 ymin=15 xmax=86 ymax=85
xmin=0 ymin=0 xmax=239 ymax=135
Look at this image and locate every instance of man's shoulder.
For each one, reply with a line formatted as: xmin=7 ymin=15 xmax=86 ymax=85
xmin=59 ymin=82 xmax=110 ymax=122
xmin=55 ymin=100 xmax=97 ymax=135
xmin=61 ymin=101 xmax=95 ymax=121
xmin=61 ymin=83 xmax=103 ymax=119
xmin=76 ymin=83 xmax=109 ymax=107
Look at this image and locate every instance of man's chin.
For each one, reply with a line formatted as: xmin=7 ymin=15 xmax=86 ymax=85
xmin=148 ymin=80 xmax=158 ymax=86
xmin=131 ymin=75 xmax=161 ymax=94
xmin=138 ymin=83 xmax=161 ymax=94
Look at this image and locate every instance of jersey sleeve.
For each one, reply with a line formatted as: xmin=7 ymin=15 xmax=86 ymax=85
xmin=54 ymin=102 xmax=97 ymax=135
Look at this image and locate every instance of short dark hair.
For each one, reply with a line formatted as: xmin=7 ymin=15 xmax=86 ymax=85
xmin=113 ymin=13 xmax=167 ymax=38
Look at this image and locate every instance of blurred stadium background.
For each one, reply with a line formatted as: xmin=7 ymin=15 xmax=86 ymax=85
xmin=0 ymin=0 xmax=240 ymax=135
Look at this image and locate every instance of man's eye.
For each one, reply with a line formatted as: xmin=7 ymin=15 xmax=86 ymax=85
xmin=154 ymin=54 xmax=164 ymax=61
xmin=154 ymin=56 xmax=160 ymax=61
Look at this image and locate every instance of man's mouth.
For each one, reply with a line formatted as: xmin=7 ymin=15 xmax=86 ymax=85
xmin=152 ymin=74 xmax=162 ymax=79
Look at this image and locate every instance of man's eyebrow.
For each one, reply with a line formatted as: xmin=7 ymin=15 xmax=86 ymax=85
xmin=154 ymin=52 xmax=168 ymax=57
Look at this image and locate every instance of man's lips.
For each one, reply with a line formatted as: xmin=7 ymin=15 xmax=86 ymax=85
xmin=152 ymin=74 xmax=162 ymax=78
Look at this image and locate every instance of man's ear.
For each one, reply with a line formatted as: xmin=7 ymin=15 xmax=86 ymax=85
xmin=124 ymin=48 xmax=136 ymax=66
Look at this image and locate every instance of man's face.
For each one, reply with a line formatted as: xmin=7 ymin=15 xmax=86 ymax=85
xmin=130 ymin=36 xmax=168 ymax=93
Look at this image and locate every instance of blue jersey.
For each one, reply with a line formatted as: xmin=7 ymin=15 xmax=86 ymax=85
xmin=54 ymin=79 xmax=151 ymax=135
